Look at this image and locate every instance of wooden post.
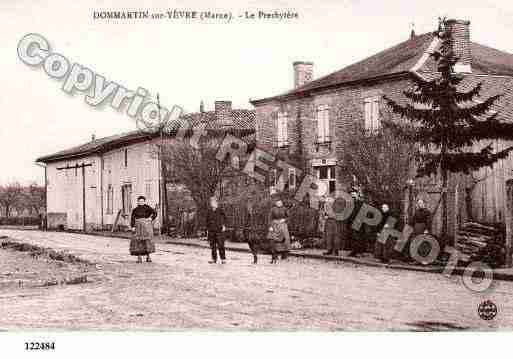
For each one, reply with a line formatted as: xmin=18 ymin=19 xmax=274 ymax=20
xmin=81 ymin=164 xmax=86 ymax=232
xmin=502 ymin=167 xmax=512 ymax=268
xmin=499 ymin=140 xmax=512 ymax=267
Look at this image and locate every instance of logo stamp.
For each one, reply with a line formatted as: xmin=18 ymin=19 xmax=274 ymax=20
xmin=478 ymin=300 xmax=498 ymax=320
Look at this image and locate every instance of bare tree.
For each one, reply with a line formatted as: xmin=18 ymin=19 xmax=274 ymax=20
xmin=26 ymin=183 xmax=46 ymax=216
xmin=339 ymin=123 xmax=416 ymax=213
xmin=0 ymin=182 xmax=23 ymax=217
xmin=161 ymin=134 xmax=231 ymax=223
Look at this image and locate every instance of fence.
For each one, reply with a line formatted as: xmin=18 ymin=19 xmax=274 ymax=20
xmin=223 ymin=198 xmax=320 ymax=240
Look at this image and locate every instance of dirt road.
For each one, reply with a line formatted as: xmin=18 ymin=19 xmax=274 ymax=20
xmin=1 ymin=229 xmax=512 ymax=330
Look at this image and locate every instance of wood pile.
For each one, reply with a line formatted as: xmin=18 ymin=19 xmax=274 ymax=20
xmin=455 ymin=222 xmax=505 ymax=268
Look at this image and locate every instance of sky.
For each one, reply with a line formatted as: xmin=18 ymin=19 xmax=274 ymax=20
xmin=1 ymin=0 xmax=513 ymax=185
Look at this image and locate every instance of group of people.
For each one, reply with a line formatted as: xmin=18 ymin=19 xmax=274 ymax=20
xmin=127 ymin=189 xmax=432 ymax=265
xmin=321 ymin=188 xmax=432 ymax=263
xmin=128 ymin=194 xmax=293 ymax=265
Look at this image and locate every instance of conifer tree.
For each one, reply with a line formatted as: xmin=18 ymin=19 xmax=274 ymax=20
xmin=384 ymin=18 xmax=513 ymax=241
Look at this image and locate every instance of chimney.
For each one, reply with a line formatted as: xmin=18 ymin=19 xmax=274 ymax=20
xmin=293 ymin=61 xmax=314 ymax=88
xmin=214 ymin=100 xmax=233 ymax=127
xmin=200 ymin=100 xmax=205 ymax=113
xmin=445 ymin=19 xmax=472 ymax=73
xmin=91 ymin=134 xmax=96 ymax=142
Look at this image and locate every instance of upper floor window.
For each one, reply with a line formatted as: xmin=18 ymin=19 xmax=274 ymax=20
xmin=277 ymin=112 xmax=288 ymax=147
xmin=364 ymin=96 xmax=381 ymax=132
xmin=145 ymin=182 xmax=152 ymax=200
xmin=106 ymin=184 xmax=114 ymax=215
xmin=316 ymin=105 xmax=330 ymax=143
xmin=124 ymin=149 xmax=128 ymax=167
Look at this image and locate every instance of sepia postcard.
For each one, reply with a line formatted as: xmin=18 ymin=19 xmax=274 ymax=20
xmin=1 ymin=0 xmax=513 ymax=357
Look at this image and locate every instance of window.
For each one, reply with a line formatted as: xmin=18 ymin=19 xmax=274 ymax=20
xmin=289 ymin=168 xmax=296 ymax=190
xmin=145 ymin=182 xmax=152 ymax=200
xmin=124 ymin=149 xmax=128 ymax=167
xmin=316 ymin=105 xmax=330 ymax=143
xmin=121 ymin=184 xmax=132 ymax=215
xmin=364 ymin=96 xmax=381 ymax=131
xmin=277 ymin=112 xmax=288 ymax=147
xmin=106 ymin=184 xmax=114 ymax=214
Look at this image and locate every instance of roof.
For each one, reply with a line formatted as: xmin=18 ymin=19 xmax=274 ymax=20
xmin=251 ymin=32 xmax=513 ymax=104
xmin=36 ymin=109 xmax=256 ymax=163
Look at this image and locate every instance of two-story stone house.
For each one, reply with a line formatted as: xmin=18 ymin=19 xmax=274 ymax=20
xmin=250 ymin=19 xmax=513 ymax=235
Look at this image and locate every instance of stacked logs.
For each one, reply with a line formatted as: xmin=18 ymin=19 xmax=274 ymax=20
xmin=455 ymin=222 xmax=506 ymax=268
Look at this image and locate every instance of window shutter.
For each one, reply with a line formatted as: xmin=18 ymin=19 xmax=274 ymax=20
xmin=317 ymin=105 xmax=329 ymax=142
xmin=317 ymin=107 xmax=323 ymax=141
xmin=364 ymin=100 xmax=372 ymax=130
xmin=324 ymin=108 xmax=330 ymax=140
xmin=372 ymin=99 xmax=380 ymax=130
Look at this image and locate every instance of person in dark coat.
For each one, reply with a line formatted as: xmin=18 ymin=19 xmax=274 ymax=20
xmin=411 ymin=199 xmax=432 ymax=235
xmin=206 ymin=196 xmax=227 ymax=264
xmin=243 ymin=202 xmax=259 ymax=264
xmin=130 ymin=196 xmax=157 ymax=263
xmin=406 ymin=198 xmax=433 ymax=261
xmin=348 ymin=188 xmax=366 ymax=257
xmin=374 ymin=203 xmax=398 ymax=263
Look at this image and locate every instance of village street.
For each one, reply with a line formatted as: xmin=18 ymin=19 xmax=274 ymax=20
xmin=1 ymin=229 xmax=512 ymax=331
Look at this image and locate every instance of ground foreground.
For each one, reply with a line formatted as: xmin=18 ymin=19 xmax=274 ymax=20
xmin=0 ymin=229 xmax=512 ymax=330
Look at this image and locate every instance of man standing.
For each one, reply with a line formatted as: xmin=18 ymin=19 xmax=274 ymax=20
xmin=206 ymin=196 xmax=227 ymax=264
xmin=348 ymin=188 xmax=365 ymax=257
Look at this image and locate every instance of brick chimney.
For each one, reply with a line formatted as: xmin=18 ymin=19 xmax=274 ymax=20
xmin=214 ymin=100 xmax=233 ymax=127
xmin=445 ymin=19 xmax=472 ymax=73
xmin=293 ymin=61 xmax=314 ymax=88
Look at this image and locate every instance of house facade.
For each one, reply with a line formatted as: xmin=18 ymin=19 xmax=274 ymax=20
xmin=250 ymin=19 xmax=513 ymax=236
xmin=39 ymin=134 xmax=162 ymax=231
xmin=37 ymin=101 xmax=255 ymax=231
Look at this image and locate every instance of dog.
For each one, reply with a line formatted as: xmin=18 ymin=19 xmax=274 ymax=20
xmin=242 ymin=228 xmax=278 ymax=264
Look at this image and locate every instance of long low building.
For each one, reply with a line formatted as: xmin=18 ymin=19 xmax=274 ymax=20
xmin=36 ymin=101 xmax=255 ymax=231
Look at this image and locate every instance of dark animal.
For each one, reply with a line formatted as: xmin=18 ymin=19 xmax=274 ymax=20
xmin=242 ymin=228 xmax=278 ymax=264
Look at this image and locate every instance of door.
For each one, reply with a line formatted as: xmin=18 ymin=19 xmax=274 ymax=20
xmin=121 ymin=184 xmax=133 ymax=216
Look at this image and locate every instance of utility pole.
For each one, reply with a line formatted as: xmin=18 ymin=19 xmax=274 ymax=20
xmin=157 ymin=93 xmax=167 ymax=236
xmin=56 ymin=162 xmax=92 ymax=231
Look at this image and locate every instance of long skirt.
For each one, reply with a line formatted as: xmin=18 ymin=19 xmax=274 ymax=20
xmin=324 ymin=218 xmax=341 ymax=251
xmin=130 ymin=218 xmax=156 ymax=256
xmin=269 ymin=220 xmax=290 ymax=252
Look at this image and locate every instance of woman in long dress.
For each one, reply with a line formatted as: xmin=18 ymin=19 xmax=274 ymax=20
xmin=268 ymin=199 xmax=291 ymax=263
xmin=130 ymin=195 xmax=157 ymax=263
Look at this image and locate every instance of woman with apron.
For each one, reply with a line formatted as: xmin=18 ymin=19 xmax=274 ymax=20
xmin=130 ymin=195 xmax=157 ymax=263
xmin=268 ymin=199 xmax=291 ymax=263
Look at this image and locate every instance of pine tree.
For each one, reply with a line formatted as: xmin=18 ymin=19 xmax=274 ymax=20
xmin=384 ymin=18 xmax=513 ymax=242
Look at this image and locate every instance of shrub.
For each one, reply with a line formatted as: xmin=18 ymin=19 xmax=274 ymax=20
xmin=0 ymin=216 xmax=40 ymax=226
